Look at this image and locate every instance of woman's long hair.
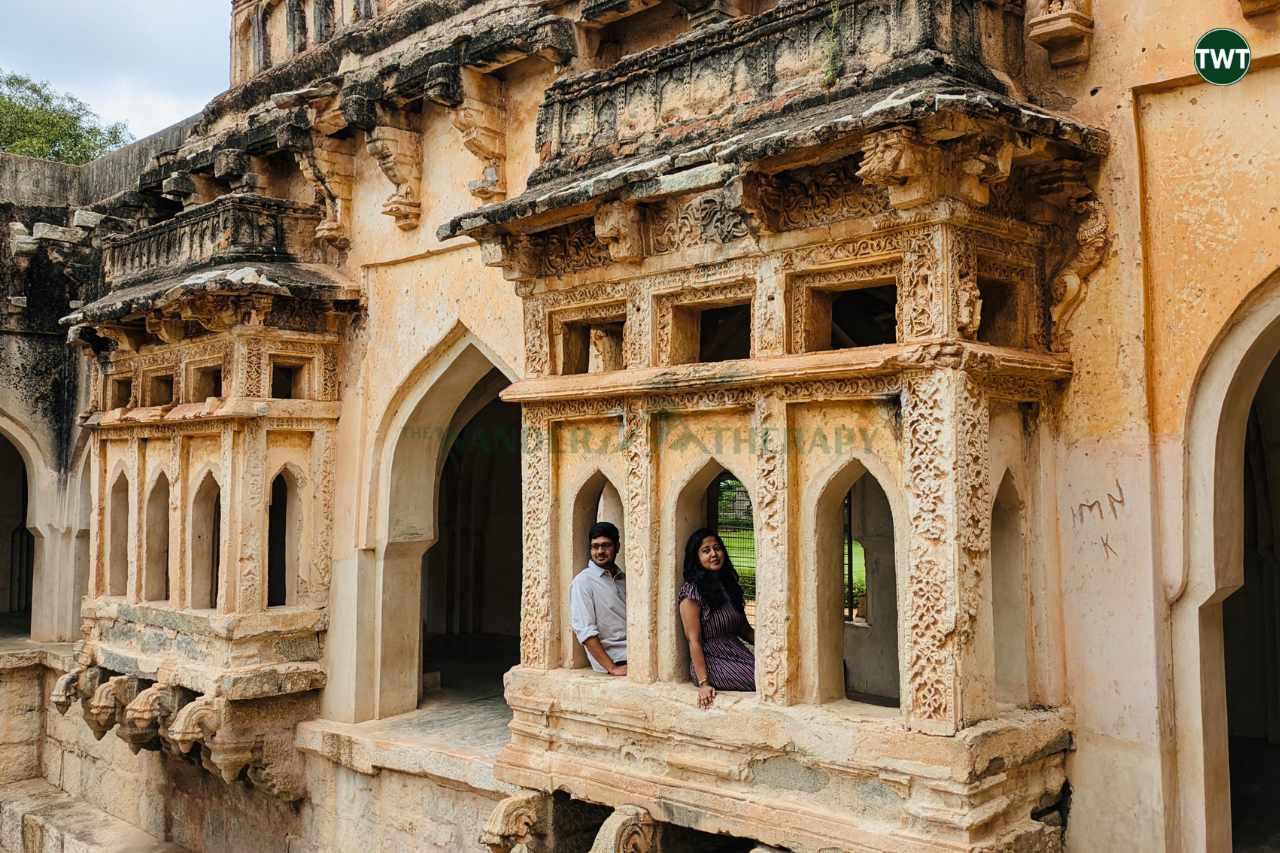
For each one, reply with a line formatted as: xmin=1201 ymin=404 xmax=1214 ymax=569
xmin=682 ymin=528 xmax=746 ymax=613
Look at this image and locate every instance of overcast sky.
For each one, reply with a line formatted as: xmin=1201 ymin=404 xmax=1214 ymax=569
xmin=1 ymin=1 xmax=230 ymax=140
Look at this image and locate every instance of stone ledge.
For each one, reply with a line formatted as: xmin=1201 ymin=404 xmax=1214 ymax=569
xmin=501 ymin=342 xmax=1072 ymax=405
xmin=296 ymin=703 xmax=518 ymax=796
xmin=0 ymin=778 xmax=186 ymax=853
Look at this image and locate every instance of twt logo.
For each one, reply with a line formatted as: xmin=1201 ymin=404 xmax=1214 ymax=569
xmin=1195 ymin=28 xmax=1252 ymax=86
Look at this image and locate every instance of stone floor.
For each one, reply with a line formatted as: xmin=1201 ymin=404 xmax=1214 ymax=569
xmin=1231 ymin=737 xmax=1280 ymax=852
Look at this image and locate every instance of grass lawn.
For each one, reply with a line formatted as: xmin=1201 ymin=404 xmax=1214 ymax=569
xmin=725 ymin=534 xmax=866 ymax=601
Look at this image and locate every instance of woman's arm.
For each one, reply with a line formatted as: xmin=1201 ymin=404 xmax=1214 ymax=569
xmin=739 ymin=620 xmax=755 ymax=644
xmin=679 ymin=598 xmax=716 ymax=709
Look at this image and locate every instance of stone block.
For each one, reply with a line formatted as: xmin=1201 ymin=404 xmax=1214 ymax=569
xmin=31 ymin=223 xmax=86 ymax=244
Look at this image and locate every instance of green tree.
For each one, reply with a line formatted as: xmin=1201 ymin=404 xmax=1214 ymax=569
xmin=0 ymin=71 xmax=132 ymax=165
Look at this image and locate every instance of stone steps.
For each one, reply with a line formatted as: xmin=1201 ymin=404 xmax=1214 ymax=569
xmin=0 ymin=779 xmax=186 ymax=853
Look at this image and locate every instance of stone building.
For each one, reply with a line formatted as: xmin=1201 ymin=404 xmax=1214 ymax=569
xmin=0 ymin=0 xmax=1276 ymax=850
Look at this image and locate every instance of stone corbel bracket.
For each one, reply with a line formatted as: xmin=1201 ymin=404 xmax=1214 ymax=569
xmin=589 ymin=805 xmax=657 ymax=853
xmin=213 ymin=148 xmax=267 ymax=194
xmin=84 ymin=675 xmax=140 ymax=741
xmin=119 ymin=683 xmax=184 ymax=754
xmin=857 ymin=122 xmax=1014 ymax=210
xmin=593 ymin=201 xmax=644 ymax=262
xmin=275 ymin=89 xmax=356 ymax=248
xmin=480 ymin=792 xmax=550 ymax=853
xmin=1028 ymin=0 xmax=1094 ymax=68
xmin=450 ymin=68 xmax=508 ymax=201
xmin=479 ymin=232 xmax=539 ymax=282
xmin=1048 ymin=194 xmax=1109 ymax=352
xmin=52 ymin=664 xmax=102 ymax=715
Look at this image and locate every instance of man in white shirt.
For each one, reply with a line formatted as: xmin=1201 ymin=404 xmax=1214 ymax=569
xmin=569 ymin=522 xmax=627 ymax=676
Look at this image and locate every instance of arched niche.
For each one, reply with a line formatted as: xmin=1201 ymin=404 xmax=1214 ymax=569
xmin=144 ymin=473 xmax=171 ymax=603
xmin=107 ymin=471 xmax=130 ymax=598
xmin=808 ymin=457 xmax=900 ymax=705
xmin=661 ymin=457 xmax=754 ymax=683
xmin=991 ymin=471 xmax=1030 ymax=707
xmin=360 ymin=328 xmax=516 ymax=721
xmin=560 ymin=469 xmax=626 ymax=669
xmin=189 ymin=471 xmax=223 ymax=611
xmin=267 ymin=466 xmax=305 ymax=608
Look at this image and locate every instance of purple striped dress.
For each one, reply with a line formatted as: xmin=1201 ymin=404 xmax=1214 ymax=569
xmin=679 ymin=581 xmax=756 ymax=692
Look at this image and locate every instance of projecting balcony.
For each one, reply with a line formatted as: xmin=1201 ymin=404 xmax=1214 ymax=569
xmin=101 ymin=194 xmax=322 ymax=289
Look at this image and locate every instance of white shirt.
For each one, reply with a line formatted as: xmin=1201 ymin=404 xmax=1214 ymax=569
xmin=569 ymin=560 xmax=627 ymax=672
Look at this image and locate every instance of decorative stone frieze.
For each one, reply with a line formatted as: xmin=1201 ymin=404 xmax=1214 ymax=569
xmin=1028 ymin=0 xmax=1095 ymax=67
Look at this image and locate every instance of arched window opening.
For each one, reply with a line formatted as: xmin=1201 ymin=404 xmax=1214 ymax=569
xmin=565 ymin=471 xmax=626 ymax=669
xmin=312 ymin=0 xmax=335 ymax=42
xmin=706 ymin=472 xmax=755 ymax=619
xmin=267 ymin=471 xmax=301 ymax=607
xmin=0 ymin=435 xmax=33 ymax=633
xmin=107 ymin=472 xmax=129 ymax=598
xmin=190 ymin=474 xmax=222 ymax=610
xmin=144 ymin=475 xmax=171 ymax=603
xmin=420 ymin=387 xmax=522 ymax=702
xmin=992 ymin=472 xmax=1031 ymax=706
xmin=286 ymin=0 xmax=308 ymax=54
xmin=837 ymin=472 xmax=898 ymax=705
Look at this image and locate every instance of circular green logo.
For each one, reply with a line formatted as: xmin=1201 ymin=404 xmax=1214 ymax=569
xmin=1194 ymin=28 xmax=1252 ymax=86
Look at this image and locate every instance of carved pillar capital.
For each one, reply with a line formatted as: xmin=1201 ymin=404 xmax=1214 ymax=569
xmin=594 ymin=201 xmax=644 ymax=262
xmin=589 ymin=805 xmax=657 ymax=853
xmin=480 ymin=792 xmax=550 ymax=853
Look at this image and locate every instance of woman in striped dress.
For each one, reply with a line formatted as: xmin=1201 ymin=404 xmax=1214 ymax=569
xmin=678 ymin=528 xmax=756 ymax=709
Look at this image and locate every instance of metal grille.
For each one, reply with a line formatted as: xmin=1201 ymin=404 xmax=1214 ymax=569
xmin=707 ymin=474 xmax=755 ymax=601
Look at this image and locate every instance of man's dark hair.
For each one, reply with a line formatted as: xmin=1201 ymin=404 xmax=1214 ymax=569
xmin=589 ymin=521 xmax=620 ymax=545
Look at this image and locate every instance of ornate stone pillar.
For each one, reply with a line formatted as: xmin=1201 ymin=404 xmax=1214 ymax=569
xmin=234 ymin=420 xmax=268 ymax=612
xmin=901 ymin=369 xmax=995 ymax=734
xmin=520 ymin=407 xmax=555 ymax=669
xmin=623 ymin=400 xmax=658 ymax=682
xmin=752 ymin=392 xmax=796 ymax=705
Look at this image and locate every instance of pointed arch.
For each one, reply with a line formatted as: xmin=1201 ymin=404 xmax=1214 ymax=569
xmin=991 ymin=469 xmax=1030 ymax=706
xmin=561 ymin=468 xmax=626 ymax=668
xmin=267 ymin=464 xmax=306 ymax=608
xmin=189 ymin=469 xmax=223 ymax=610
xmin=356 ymin=323 xmax=517 ymax=720
xmin=660 ymin=456 xmax=755 ymax=683
xmin=144 ymin=473 xmax=171 ymax=603
xmin=106 ymin=470 xmax=130 ymax=598
xmin=1173 ymin=267 xmax=1280 ymax=849
xmin=805 ymin=454 xmax=901 ymax=705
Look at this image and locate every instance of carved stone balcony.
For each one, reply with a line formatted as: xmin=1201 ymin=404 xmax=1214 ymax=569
xmin=102 ymin=194 xmax=322 ymax=289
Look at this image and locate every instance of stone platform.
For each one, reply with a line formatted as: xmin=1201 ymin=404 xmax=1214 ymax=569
xmin=0 ymin=778 xmax=186 ymax=853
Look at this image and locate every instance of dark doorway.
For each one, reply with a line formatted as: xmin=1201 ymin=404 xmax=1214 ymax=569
xmin=421 ymin=383 xmax=523 ymax=702
xmin=1227 ymin=360 xmax=1280 ymax=851
xmin=0 ymin=435 xmax=32 ymax=635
